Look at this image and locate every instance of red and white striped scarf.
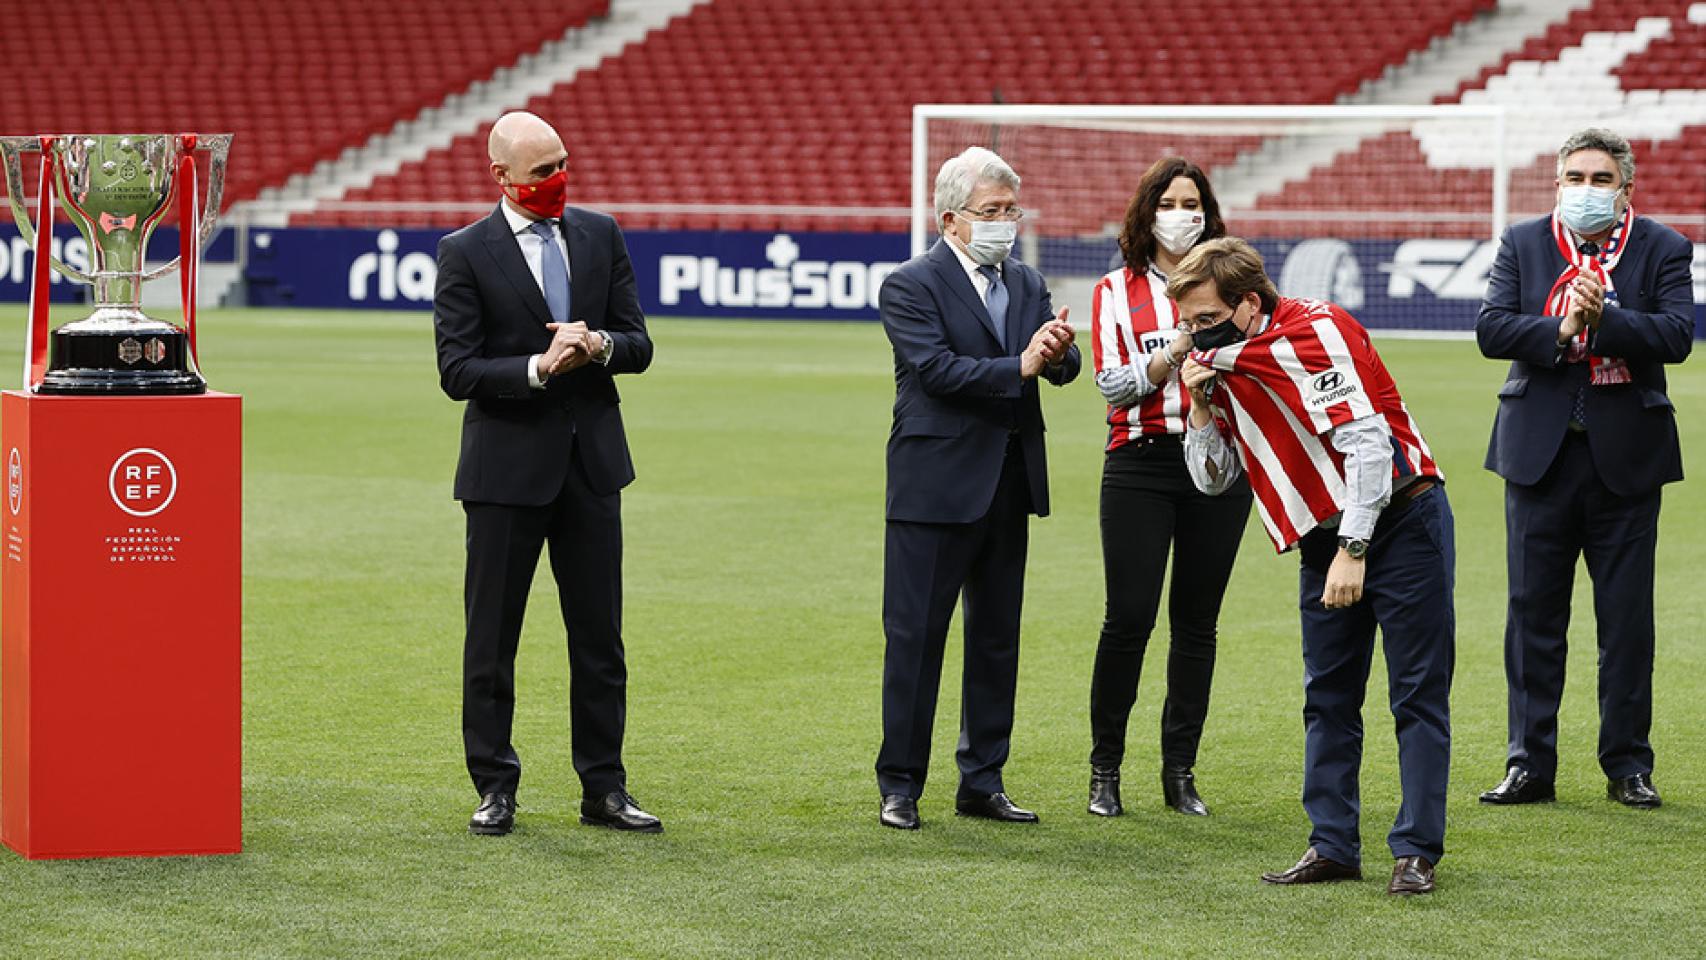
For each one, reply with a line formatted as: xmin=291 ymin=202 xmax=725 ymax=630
xmin=1545 ymin=205 xmax=1632 ymax=386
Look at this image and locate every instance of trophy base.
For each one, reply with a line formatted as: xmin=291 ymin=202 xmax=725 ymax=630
xmin=37 ymin=326 xmax=206 ymax=396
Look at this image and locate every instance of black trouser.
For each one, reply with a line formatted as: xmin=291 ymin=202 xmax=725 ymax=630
xmin=1504 ymin=430 xmax=1660 ymax=782
xmin=1089 ymin=436 xmax=1251 ymax=770
xmin=878 ymin=440 xmax=1032 ymax=801
xmin=462 ymin=448 xmax=627 ymax=800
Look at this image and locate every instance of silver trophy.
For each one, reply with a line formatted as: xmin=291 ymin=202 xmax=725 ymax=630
xmin=1 ymin=133 xmax=231 ymax=394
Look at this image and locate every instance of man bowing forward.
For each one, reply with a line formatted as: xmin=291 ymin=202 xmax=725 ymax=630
xmin=875 ymin=147 xmax=1080 ymax=830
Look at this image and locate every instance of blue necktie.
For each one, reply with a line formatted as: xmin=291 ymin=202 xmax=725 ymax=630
xmin=528 ymin=219 xmax=571 ymax=323
xmin=978 ymin=265 xmax=1009 ymax=352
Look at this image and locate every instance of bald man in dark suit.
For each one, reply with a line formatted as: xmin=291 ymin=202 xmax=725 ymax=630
xmin=434 ymin=111 xmax=658 ymax=837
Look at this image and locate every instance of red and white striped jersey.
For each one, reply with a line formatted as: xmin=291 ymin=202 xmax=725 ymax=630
xmin=1091 ymin=266 xmax=1191 ymax=449
xmin=1197 ymin=297 xmax=1442 ymax=552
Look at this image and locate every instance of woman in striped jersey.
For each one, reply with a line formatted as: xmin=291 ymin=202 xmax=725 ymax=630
xmin=1086 ymin=158 xmax=1253 ymax=818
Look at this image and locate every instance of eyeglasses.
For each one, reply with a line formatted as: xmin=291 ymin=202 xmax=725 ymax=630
xmin=1178 ymin=303 xmax=1238 ymax=333
xmin=957 ymin=205 xmax=1025 ymax=222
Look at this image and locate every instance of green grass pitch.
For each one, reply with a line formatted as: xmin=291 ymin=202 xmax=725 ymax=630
xmin=0 ymin=307 xmax=1703 ymax=958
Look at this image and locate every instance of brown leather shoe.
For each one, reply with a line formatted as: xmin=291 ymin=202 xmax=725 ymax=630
xmin=1388 ymin=855 xmax=1435 ymax=895
xmin=1260 ymin=847 xmax=1361 ymax=885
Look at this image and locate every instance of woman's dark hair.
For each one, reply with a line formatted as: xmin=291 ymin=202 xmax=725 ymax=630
xmin=1117 ymin=156 xmax=1226 ymax=275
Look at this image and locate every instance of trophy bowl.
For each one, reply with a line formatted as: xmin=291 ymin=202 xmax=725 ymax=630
xmin=1 ymin=133 xmax=232 ymax=395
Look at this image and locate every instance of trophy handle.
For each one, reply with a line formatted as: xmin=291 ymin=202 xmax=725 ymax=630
xmin=140 ymin=133 xmax=231 ymax=282
xmin=0 ymin=135 xmax=95 ymax=283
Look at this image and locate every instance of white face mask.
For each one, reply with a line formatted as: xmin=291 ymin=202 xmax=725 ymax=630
xmin=962 ymin=218 xmax=1017 ymax=266
xmin=1153 ymin=208 xmax=1205 ymax=256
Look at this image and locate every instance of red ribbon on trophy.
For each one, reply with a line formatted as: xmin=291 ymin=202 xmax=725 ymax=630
xmin=24 ymin=135 xmax=56 ymax=390
xmin=178 ymin=133 xmax=200 ymax=371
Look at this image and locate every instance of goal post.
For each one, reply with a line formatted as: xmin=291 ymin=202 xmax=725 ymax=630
xmin=911 ymin=104 xmax=1509 ymax=334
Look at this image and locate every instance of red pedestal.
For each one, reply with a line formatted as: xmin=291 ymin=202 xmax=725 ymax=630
xmin=1 ymin=391 xmax=241 ymax=859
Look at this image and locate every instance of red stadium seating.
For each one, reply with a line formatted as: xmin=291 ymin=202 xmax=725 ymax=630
xmin=0 ymin=1 xmax=609 ymax=209
xmin=1440 ymin=0 xmax=1699 ymax=104
xmin=1262 ymin=0 xmax=1706 ymax=241
xmin=329 ymin=0 xmax=1494 ymax=232
xmin=1614 ymin=14 xmax=1706 ymax=89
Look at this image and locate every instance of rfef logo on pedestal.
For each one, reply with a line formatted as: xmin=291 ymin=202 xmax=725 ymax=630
xmin=108 ymin=448 xmax=178 ymax=517
xmin=7 ymin=448 xmax=20 ymax=516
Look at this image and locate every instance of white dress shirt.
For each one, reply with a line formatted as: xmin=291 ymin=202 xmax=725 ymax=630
xmin=945 ymin=233 xmax=1001 ymax=299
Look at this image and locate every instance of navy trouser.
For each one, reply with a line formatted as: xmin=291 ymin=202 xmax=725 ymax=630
xmin=1295 ymin=485 xmax=1455 ymax=866
xmin=878 ymin=442 xmax=1030 ymax=801
xmin=1503 ymin=430 xmax=1660 ymax=782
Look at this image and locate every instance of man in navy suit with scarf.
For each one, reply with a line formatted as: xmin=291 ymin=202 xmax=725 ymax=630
xmin=434 ymin=111 xmax=659 ymax=837
xmin=875 ymin=147 xmax=1080 ymax=830
xmin=1476 ymin=128 xmax=1693 ymax=809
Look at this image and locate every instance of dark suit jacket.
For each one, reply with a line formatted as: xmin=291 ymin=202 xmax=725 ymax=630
xmin=880 ymin=239 xmax=1081 ymax=523
xmin=434 ymin=205 xmax=653 ymax=505
xmin=1476 ymin=214 xmax=1693 ymax=495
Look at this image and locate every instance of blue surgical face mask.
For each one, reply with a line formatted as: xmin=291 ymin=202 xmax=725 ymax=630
xmin=1558 ymin=185 xmax=1620 ymax=235
xmin=962 ymin=218 xmax=1017 ymax=266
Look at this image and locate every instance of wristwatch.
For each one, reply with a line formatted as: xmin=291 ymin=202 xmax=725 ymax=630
xmin=1337 ymin=536 xmax=1369 ymax=560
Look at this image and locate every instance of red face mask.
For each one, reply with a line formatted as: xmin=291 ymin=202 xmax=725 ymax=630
xmin=504 ymin=168 xmax=567 ymax=219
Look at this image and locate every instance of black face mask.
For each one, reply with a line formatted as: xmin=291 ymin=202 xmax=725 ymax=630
xmin=1190 ymin=318 xmax=1244 ymax=350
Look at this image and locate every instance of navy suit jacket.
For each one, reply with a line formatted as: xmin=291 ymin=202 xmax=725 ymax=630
xmin=433 ymin=205 xmax=653 ymax=505
xmin=1476 ymin=214 xmax=1693 ymax=495
xmin=880 ymin=239 xmax=1081 ymax=523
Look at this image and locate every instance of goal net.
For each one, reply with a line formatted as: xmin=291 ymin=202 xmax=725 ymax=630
xmin=912 ymin=105 xmax=1509 ymax=335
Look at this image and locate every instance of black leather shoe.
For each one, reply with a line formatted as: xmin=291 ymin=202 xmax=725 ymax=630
xmin=469 ymin=792 xmax=516 ymax=836
xmin=1388 ymin=856 xmax=1435 ymax=895
xmin=1162 ymin=765 xmax=1209 ymax=816
xmin=1088 ymin=766 xmax=1123 ymax=817
xmin=1479 ymin=766 xmax=1555 ymax=804
xmin=1261 ymin=847 xmax=1361 ymax=885
xmin=1608 ymin=773 xmax=1662 ymax=808
xmin=880 ymin=795 xmax=920 ymax=830
xmin=580 ymin=790 xmax=663 ymax=832
xmin=955 ymin=792 xmax=1039 ymax=823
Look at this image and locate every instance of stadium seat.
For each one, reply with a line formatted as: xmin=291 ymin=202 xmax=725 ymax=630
xmin=0 ymin=0 xmax=609 ymax=209
xmin=334 ymin=0 xmax=1494 ymax=233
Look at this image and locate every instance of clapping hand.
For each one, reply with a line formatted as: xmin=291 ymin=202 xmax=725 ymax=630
xmin=1560 ymin=274 xmax=1605 ymax=343
xmin=1021 ymin=307 xmax=1075 ymax=378
xmin=1570 ymin=274 xmax=1604 ymax=329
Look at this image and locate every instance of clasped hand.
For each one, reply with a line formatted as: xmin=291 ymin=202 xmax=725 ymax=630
xmin=539 ymin=322 xmax=602 ymax=378
xmin=1021 ymin=308 xmax=1075 ymax=378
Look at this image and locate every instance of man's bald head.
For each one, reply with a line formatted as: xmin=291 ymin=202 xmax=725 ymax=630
xmin=488 ymin=111 xmax=561 ymax=167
